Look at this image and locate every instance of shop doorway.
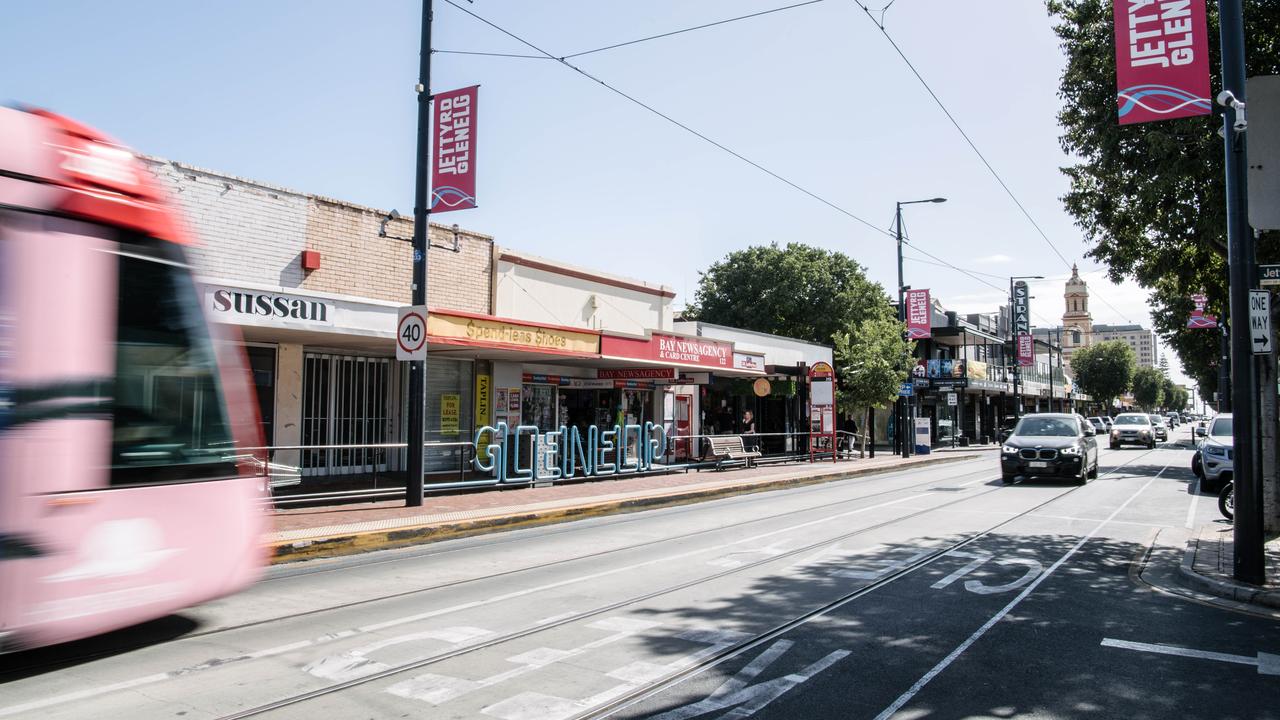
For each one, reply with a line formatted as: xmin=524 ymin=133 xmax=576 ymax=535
xmin=302 ymin=353 xmax=391 ymax=476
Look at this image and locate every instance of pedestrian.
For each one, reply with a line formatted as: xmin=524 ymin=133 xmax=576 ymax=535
xmin=742 ymin=410 xmax=759 ymax=452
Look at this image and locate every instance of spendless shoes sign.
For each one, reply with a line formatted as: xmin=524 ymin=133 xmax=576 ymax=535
xmin=1113 ymin=0 xmax=1211 ymax=125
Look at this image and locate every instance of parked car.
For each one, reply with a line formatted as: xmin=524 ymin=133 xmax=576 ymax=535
xmin=1110 ymin=413 xmax=1156 ymax=449
xmin=1102 ymin=416 xmax=1114 ymax=430
xmin=1086 ymin=416 xmax=1107 ymax=434
xmin=1198 ymin=414 xmax=1234 ymax=492
xmin=1000 ymin=413 xmax=1099 ymax=484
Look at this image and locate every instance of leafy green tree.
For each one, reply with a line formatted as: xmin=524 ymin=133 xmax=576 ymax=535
xmin=1048 ymin=0 xmax=1280 ymax=396
xmin=1132 ymin=366 xmax=1165 ymax=411
xmin=1163 ymin=377 xmax=1189 ymax=412
xmin=688 ymin=243 xmax=906 ymax=449
xmin=686 ymin=243 xmax=897 ymax=345
xmin=1071 ymin=340 xmax=1135 ymax=409
xmin=834 ymin=317 xmax=916 ymax=454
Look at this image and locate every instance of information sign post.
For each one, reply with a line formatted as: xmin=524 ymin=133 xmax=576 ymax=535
xmin=808 ymin=362 xmax=837 ymax=463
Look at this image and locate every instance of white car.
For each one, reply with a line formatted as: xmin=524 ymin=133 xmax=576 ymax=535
xmin=1109 ymin=413 xmax=1156 ymax=449
xmin=1199 ymin=414 xmax=1234 ymax=492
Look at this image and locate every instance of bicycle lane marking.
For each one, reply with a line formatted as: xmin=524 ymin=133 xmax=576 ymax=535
xmin=872 ymin=467 xmax=1165 ymax=720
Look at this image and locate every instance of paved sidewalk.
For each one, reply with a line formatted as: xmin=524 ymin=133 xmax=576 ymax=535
xmin=1178 ymin=522 xmax=1280 ymax=607
xmin=266 ymin=450 xmax=987 ymax=564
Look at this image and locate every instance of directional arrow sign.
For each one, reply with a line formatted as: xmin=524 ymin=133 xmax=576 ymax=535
xmin=1250 ymin=290 xmax=1272 ymax=355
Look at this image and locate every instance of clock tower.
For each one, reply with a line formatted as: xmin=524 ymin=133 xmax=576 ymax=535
xmin=1062 ymin=264 xmax=1093 ymax=371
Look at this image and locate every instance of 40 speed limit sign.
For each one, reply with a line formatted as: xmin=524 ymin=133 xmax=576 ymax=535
xmin=396 ymin=306 xmax=428 ymax=361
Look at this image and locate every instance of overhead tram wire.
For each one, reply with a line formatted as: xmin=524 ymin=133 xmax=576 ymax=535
xmin=439 ymin=0 xmax=1040 ymax=318
xmin=434 ymin=0 xmax=827 ymax=62
xmin=850 ymin=0 xmax=1135 ymax=325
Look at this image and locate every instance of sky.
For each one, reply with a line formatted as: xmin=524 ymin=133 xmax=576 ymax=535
xmin=0 ymin=0 xmax=1192 ymax=386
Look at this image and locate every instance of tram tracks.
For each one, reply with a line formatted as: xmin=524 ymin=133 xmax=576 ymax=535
xmin=3 ymin=459 xmax=996 ymax=679
xmin=212 ymin=448 xmax=1162 ymax=720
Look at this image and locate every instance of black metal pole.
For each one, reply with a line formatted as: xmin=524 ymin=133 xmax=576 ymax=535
xmin=1218 ymin=0 xmax=1262 ymax=584
xmin=896 ymin=202 xmax=910 ymax=458
xmin=406 ymin=0 xmax=434 ymax=507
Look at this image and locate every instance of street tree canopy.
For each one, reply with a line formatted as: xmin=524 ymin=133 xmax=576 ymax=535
xmin=687 ymin=243 xmax=908 ymax=414
xmin=1132 ymin=366 xmax=1165 ymax=411
xmin=1048 ymin=0 xmax=1280 ymax=396
xmin=1071 ymin=340 xmax=1135 ymax=408
xmin=685 ymin=243 xmax=897 ymax=346
xmin=834 ymin=316 xmax=915 ymax=415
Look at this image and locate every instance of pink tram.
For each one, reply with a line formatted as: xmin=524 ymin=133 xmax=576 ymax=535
xmin=0 ymin=107 xmax=267 ymax=651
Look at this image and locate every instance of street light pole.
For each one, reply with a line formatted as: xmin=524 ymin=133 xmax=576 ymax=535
xmin=895 ymin=197 xmax=946 ymax=458
xmin=406 ymin=0 xmax=434 ymax=507
xmin=1217 ymin=0 xmax=1263 ymax=585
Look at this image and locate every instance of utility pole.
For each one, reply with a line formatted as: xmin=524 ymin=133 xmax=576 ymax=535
xmin=406 ymin=0 xmax=434 ymax=507
xmin=1218 ymin=0 xmax=1263 ymax=584
xmin=893 ymin=197 xmax=946 ymax=458
xmin=895 ymin=202 xmax=910 ymax=459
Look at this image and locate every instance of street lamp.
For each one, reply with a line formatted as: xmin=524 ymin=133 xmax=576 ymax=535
xmin=1008 ymin=275 xmax=1043 ymax=420
xmin=895 ymin=197 xmax=947 ymax=458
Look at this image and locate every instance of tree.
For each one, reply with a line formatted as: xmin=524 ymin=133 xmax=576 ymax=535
xmin=1048 ymin=0 xmax=1280 ymax=397
xmin=834 ymin=317 xmax=916 ymax=455
xmin=1162 ymin=376 xmax=1189 ymax=412
xmin=1071 ymin=340 xmax=1135 ymax=409
xmin=1132 ymin=366 xmax=1165 ymax=411
xmin=685 ymin=243 xmax=896 ymax=345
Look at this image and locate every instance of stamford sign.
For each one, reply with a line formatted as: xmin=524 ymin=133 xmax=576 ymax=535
xmin=206 ymin=286 xmax=332 ymax=325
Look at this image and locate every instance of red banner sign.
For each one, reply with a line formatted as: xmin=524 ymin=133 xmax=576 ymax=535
xmin=1016 ymin=333 xmax=1035 ymax=367
xmin=431 ymin=85 xmax=478 ymax=212
xmin=602 ymin=332 xmax=733 ymax=370
xmin=906 ymin=289 xmax=931 ymax=340
xmin=1112 ymin=0 xmax=1211 ymax=125
xmin=1187 ymin=293 xmax=1219 ymax=329
xmin=596 ymin=367 xmax=677 ymax=380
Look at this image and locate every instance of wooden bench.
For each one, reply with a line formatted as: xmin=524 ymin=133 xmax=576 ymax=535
xmin=708 ymin=435 xmax=762 ymax=469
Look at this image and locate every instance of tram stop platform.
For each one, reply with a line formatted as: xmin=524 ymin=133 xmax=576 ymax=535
xmin=266 ymin=451 xmax=981 ymax=564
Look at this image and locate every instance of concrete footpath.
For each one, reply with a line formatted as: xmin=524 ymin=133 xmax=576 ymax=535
xmin=1179 ymin=521 xmax=1280 ymax=607
xmin=266 ymin=450 xmax=982 ymax=564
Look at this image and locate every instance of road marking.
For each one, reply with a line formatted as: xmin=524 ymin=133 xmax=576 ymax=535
xmin=646 ymin=640 xmax=850 ymax=720
xmin=928 ymin=550 xmax=1042 ymax=595
xmin=960 ymin=476 xmax=991 ymax=487
xmin=872 ymin=467 xmax=1165 ymax=720
xmin=1185 ymin=479 xmax=1201 ymax=529
xmin=0 ymin=490 xmax=931 ymax=717
xmin=1101 ymin=638 xmax=1280 ymax=675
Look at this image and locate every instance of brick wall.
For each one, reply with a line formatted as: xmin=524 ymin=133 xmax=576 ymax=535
xmin=144 ymin=157 xmax=492 ymax=313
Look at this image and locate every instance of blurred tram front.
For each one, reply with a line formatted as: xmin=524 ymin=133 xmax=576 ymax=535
xmin=0 ymin=107 xmax=267 ymax=652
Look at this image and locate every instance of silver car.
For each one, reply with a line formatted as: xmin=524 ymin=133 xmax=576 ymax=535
xmin=1199 ymin=414 xmax=1234 ymax=491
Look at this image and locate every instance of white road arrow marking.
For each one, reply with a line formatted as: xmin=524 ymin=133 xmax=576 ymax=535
xmin=1102 ymin=638 xmax=1280 ymax=675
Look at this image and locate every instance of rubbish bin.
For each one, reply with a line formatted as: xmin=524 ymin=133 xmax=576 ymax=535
xmin=959 ymin=436 xmax=970 ymax=447
xmin=980 ymin=434 xmax=990 ymax=445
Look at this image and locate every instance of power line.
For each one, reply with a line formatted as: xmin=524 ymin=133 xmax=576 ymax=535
xmin=851 ymin=1 xmax=1135 ymax=325
xmin=435 ymin=0 xmax=827 ymax=62
xmin=440 ymin=0 xmax=1059 ymax=327
xmin=562 ymin=0 xmax=827 ymax=59
xmin=442 ymin=0 xmax=891 ymax=239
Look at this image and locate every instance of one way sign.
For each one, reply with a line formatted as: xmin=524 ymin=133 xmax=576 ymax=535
xmin=1251 ymin=290 xmax=1272 ymax=355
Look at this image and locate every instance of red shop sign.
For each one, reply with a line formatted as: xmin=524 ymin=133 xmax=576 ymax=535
xmin=602 ymin=333 xmax=732 ymax=369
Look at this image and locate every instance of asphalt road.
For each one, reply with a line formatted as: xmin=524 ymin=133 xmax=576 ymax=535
xmin=3 ymin=433 xmax=1277 ymax=720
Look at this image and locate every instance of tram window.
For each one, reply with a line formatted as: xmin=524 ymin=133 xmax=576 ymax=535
xmin=110 ymin=241 xmax=235 ymax=485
